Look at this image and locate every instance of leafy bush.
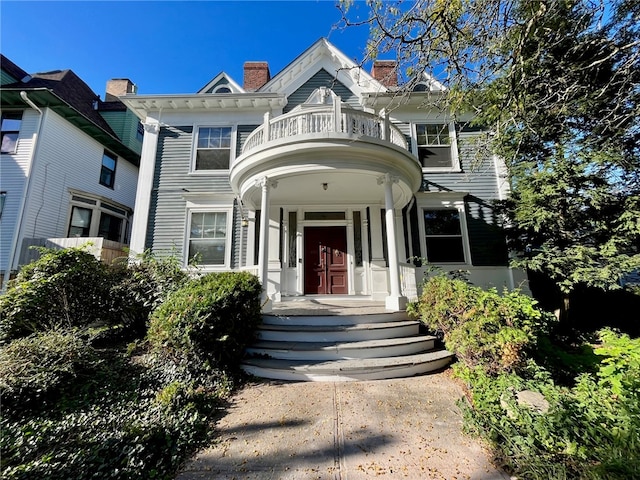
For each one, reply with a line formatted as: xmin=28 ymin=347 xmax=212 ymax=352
xmin=0 ymin=330 xmax=98 ymax=412
xmin=107 ymin=251 xmax=188 ymax=341
xmin=410 ymin=274 xmax=553 ymax=373
xmin=457 ymin=329 xmax=640 ymax=479
xmin=147 ymin=271 xmax=262 ymax=370
xmin=0 ymin=247 xmax=113 ymax=342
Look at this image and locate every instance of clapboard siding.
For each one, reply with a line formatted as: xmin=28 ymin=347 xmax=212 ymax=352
xmin=100 ymin=110 xmax=142 ymax=155
xmin=147 ymin=125 xmax=254 ymax=267
xmin=0 ymin=109 xmax=38 ymax=271
xmin=284 ymin=69 xmax=360 ymax=113
xmin=416 ymin=131 xmax=508 ymax=266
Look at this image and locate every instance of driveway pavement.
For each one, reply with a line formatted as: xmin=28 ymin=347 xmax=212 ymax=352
xmin=176 ymin=372 xmax=510 ymax=479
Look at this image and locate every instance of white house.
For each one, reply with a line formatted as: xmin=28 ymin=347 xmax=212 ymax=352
xmin=0 ymin=55 xmax=142 ymax=288
xmin=121 ymin=38 xmax=527 ymax=312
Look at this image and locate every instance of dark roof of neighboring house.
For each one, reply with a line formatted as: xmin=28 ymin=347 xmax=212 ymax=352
xmin=7 ymin=69 xmax=119 ymax=137
xmin=0 ymin=54 xmax=30 ymax=83
xmin=0 ymin=60 xmax=139 ymax=165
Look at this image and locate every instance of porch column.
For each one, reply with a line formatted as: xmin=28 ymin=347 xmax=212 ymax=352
xmin=257 ymin=176 xmax=277 ymax=312
xmin=129 ymin=121 xmax=160 ymax=259
xmin=378 ymin=174 xmax=407 ymax=311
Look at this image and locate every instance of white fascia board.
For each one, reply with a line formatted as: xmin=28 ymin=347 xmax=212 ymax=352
xmin=259 ymin=38 xmax=387 ymax=98
xmin=119 ymin=93 xmax=287 ymax=119
xmin=197 ymin=72 xmax=245 ymax=94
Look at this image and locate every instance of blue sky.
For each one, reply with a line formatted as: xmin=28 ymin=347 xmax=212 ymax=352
xmin=1 ymin=1 xmax=375 ymax=97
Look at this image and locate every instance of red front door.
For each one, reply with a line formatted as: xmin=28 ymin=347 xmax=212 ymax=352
xmin=304 ymin=226 xmax=348 ymax=294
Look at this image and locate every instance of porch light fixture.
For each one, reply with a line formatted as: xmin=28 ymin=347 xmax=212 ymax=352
xmin=322 ymin=183 xmax=328 ymax=191
xmin=241 ymin=216 xmax=249 ymax=227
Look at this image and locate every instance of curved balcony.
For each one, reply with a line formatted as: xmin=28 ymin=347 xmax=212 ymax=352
xmin=230 ymin=98 xmax=422 ymax=209
xmin=240 ymin=105 xmax=409 ymax=155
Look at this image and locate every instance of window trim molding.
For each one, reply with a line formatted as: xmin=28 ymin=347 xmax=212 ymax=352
xmin=1 ymin=111 xmax=23 ymax=155
xmin=99 ymin=150 xmax=118 ymax=189
xmin=415 ymin=193 xmax=470 ymax=265
xmin=411 ymin=121 xmax=460 ymax=172
xmin=66 ymin=190 xmax=132 ymax=243
xmin=184 ymin=201 xmax=234 ymax=270
xmin=190 ymin=124 xmax=237 ymax=175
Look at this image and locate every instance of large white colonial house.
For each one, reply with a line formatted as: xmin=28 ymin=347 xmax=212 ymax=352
xmin=122 ymin=39 xmax=527 ymax=312
xmin=0 ymin=55 xmax=142 ymax=288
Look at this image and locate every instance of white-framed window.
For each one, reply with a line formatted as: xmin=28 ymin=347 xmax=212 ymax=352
xmin=67 ymin=192 xmax=131 ymax=243
xmin=1 ymin=111 xmax=22 ymax=154
xmin=186 ymin=209 xmax=233 ymax=268
xmin=193 ymin=126 xmax=234 ymax=172
xmin=412 ymin=122 xmax=459 ymax=170
xmin=416 ymin=195 xmax=469 ymax=264
xmin=100 ymin=151 xmax=117 ymax=188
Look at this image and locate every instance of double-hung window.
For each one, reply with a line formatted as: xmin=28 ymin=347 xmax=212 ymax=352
xmin=1 ymin=112 xmax=22 ymax=154
xmin=422 ymin=208 xmax=466 ymax=263
xmin=415 ymin=123 xmax=457 ymax=169
xmin=100 ymin=151 xmax=117 ymax=188
xmin=187 ymin=211 xmax=229 ymax=266
xmin=195 ymin=126 xmax=232 ymax=171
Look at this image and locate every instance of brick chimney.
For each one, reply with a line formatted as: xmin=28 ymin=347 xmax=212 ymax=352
xmin=371 ymin=60 xmax=398 ymax=87
xmin=243 ymin=62 xmax=270 ymax=91
xmin=105 ymin=78 xmax=137 ymax=101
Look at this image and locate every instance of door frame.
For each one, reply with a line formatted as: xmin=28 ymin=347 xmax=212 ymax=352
xmin=282 ymin=207 xmax=370 ymax=297
xmin=303 ymin=225 xmax=348 ymax=295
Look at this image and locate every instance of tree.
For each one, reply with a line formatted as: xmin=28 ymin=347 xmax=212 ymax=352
xmin=339 ymin=0 xmax=640 ymax=311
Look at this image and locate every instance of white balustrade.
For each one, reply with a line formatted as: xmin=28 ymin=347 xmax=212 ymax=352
xmin=240 ymin=105 xmax=408 ymax=157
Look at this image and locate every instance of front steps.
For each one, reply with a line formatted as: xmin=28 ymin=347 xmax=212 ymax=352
xmin=241 ymin=309 xmax=454 ymax=382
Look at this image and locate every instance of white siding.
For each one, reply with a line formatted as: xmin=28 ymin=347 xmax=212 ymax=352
xmin=0 ymin=109 xmax=39 ymax=271
xmin=7 ymin=109 xmax=138 ymax=271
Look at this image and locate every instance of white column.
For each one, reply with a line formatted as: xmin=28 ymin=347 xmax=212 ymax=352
xmin=257 ymin=177 xmax=277 ymax=311
xmin=378 ymin=174 xmax=407 ymax=311
xmin=129 ymin=121 xmax=160 ymax=260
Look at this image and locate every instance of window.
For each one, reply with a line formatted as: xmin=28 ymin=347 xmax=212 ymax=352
xmin=423 ymin=209 xmax=465 ymax=263
xmin=188 ymin=211 xmax=228 ymax=266
xmin=100 ymin=151 xmax=117 ymax=188
xmin=415 ymin=123 xmax=455 ymax=169
xmin=0 ymin=191 xmax=6 ymax=219
xmin=195 ymin=127 xmax=232 ymax=170
xmin=1 ymin=112 xmax=22 ymax=154
xmin=67 ymin=193 xmax=131 ymax=243
xmin=136 ymin=121 xmax=144 ymax=142
xmin=98 ymin=212 xmax=123 ymax=241
xmin=68 ymin=206 xmax=93 ymax=237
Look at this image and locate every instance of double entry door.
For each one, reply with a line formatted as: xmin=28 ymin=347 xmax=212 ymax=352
xmin=303 ymin=226 xmax=348 ymax=295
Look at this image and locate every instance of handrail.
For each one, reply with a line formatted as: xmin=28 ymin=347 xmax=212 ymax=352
xmin=241 ymin=105 xmax=408 ymax=156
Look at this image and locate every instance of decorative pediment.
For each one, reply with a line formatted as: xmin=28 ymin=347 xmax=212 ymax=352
xmin=258 ymin=38 xmax=386 ymax=99
xmin=197 ymin=72 xmax=244 ymax=94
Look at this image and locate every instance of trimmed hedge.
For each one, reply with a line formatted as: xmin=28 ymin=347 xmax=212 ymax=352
xmin=146 ymin=271 xmax=262 ymax=370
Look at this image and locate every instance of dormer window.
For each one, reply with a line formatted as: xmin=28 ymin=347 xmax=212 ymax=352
xmin=213 ymin=85 xmax=232 ymax=94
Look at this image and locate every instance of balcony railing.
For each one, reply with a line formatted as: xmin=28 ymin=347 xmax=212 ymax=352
xmin=241 ymin=104 xmax=408 ymax=156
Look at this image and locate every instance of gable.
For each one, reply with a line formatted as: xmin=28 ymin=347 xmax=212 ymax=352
xmin=260 ymin=38 xmax=385 ymax=100
xmin=284 ymin=69 xmax=359 ymax=113
xmin=197 ymin=72 xmax=244 ymax=94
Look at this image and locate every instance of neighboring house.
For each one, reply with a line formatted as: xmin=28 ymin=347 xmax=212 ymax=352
xmin=121 ymin=38 xmax=527 ymax=311
xmin=0 ymin=55 xmax=142 ymax=287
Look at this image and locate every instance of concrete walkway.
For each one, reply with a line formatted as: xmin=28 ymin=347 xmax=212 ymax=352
xmin=176 ymin=373 xmax=510 ymax=479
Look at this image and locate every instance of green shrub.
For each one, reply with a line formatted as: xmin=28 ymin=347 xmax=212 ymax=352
xmin=107 ymin=251 xmax=188 ymax=341
xmin=456 ymin=329 xmax=640 ymax=479
xmin=0 ymin=247 xmax=113 ymax=342
xmin=411 ymin=275 xmax=553 ymax=374
xmin=147 ymin=271 xmax=262 ymax=370
xmin=0 ymin=330 xmax=98 ymax=412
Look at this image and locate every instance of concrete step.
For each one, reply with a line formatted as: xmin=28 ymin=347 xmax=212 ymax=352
xmin=246 ymin=335 xmax=437 ymax=361
xmin=261 ymin=311 xmax=409 ymax=326
xmin=241 ymin=350 xmax=455 ymax=382
xmin=256 ymin=320 xmax=420 ymax=342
